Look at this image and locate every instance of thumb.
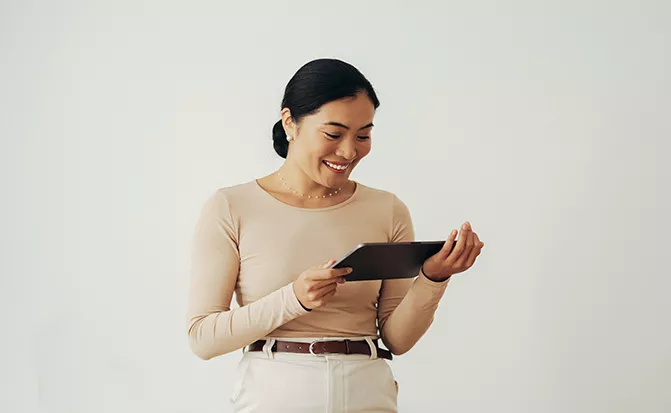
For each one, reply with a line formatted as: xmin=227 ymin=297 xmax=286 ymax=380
xmin=322 ymin=259 xmax=336 ymax=269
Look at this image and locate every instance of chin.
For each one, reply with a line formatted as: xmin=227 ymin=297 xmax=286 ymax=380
xmin=321 ymin=171 xmax=353 ymax=189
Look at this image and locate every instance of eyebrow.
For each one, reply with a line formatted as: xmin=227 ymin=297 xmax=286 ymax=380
xmin=323 ymin=121 xmax=374 ymax=131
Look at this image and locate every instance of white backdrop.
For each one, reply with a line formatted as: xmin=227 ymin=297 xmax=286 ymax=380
xmin=2 ymin=1 xmax=670 ymax=412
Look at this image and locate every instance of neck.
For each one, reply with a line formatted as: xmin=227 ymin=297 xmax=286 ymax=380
xmin=277 ymin=163 xmax=347 ymax=198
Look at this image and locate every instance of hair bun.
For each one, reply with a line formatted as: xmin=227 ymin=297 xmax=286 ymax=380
xmin=272 ymin=120 xmax=288 ymax=158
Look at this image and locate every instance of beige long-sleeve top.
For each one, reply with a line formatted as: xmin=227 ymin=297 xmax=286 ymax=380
xmin=186 ymin=180 xmax=450 ymax=360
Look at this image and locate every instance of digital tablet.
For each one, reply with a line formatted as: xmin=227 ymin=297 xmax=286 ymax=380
xmin=330 ymin=240 xmax=456 ymax=282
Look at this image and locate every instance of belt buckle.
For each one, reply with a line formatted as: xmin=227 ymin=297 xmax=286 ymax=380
xmin=308 ymin=339 xmax=325 ymax=356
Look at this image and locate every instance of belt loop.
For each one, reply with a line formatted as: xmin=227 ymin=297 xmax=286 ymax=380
xmin=262 ymin=338 xmax=276 ymax=359
xmin=364 ymin=337 xmax=378 ymax=360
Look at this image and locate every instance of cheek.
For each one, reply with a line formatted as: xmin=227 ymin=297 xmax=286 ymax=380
xmin=357 ymin=143 xmax=372 ymax=159
xmin=301 ymin=139 xmax=330 ymax=159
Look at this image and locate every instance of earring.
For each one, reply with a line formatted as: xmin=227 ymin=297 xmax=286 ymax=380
xmin=286 ymin=135 xmax=293 ymax=142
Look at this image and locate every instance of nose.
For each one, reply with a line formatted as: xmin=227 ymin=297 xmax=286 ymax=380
xmin=336 ymin=141 xmax=357 ymax=161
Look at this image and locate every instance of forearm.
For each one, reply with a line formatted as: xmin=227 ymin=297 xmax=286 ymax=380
xmin=379 ymin=270 xmax=450 ymax=355
xmin=187 ymin=283 xmax=308 ymax=360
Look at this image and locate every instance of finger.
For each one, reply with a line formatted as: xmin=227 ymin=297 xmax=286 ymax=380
xmin=438 ymin=229 xmax=458 ymax=257
xmin=446 ymin=222 xmax=471 ymax=263
xmin=308 ymin=260 xmax=334 ymax=271
xmin=475 ymin=232 xmax=484 ymax=249
xmin=313 ymin=288 xmax=338 ymax=307
xmin=310 ymin=267 xmax=352 ymax=281
xmin=455 ymin=228 xmax=476 ymax=267
xmin=465 ymin=233 xmax=483 ymax=268
xmin=307 ymin=260 xmax=338 ymax=278
xmin=311 ymin=282 xmax=338 ymax=300
xmin=311 ymin=276 xmax=346 ymax=290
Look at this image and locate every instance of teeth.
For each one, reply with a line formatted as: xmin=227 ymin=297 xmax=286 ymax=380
xmin=325 ymin=161 xmax=349 ymax=170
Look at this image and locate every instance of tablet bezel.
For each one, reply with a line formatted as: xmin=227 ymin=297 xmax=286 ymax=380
xmin=329 ymin=240 xmax=454 ymax=282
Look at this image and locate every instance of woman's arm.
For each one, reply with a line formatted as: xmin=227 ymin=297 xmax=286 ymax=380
xmin=186 ymin=190 xmax=309 ymax=360
xmin=377 ymin=270 xmax=449 ymax=355
xmin=376 ymin=195 xmax=450 ymax=355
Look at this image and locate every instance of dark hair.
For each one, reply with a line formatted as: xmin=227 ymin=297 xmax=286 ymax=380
xmin=272 ymin=58 xmax=380 ymax=158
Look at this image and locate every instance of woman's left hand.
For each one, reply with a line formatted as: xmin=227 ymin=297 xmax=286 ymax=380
xmin=421 ymin=221 xmax=484 ymax=282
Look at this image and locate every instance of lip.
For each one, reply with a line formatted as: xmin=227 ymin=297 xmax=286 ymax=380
xmin=323 ymin=160 xmax=352 ymax=166
xmin=323 ymin=160 xmax=352 ymax=173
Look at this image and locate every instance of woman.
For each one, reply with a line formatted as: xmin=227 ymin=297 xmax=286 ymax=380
xmin=186 ymin=58 xmax=484 ymax=412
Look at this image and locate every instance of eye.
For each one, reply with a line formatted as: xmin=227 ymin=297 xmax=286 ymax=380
xmin=324 ymin=133 xmax=341 ymax=139
xmin=357 ymin=136 xmax=370 ymax=140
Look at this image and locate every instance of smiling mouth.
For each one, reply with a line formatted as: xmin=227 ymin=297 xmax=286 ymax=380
xmin=323 ymin=160 xmax=351 ymax=173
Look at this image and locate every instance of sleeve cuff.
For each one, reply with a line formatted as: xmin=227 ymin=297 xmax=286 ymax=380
xmin=419 ymin=267 xmax=452 ymax=287
xmin=283 ymin=283 xmax=311 ymax=317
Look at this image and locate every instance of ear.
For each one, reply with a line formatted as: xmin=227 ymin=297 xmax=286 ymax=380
xmin=281 ymin=108 xmax=298 ymax=138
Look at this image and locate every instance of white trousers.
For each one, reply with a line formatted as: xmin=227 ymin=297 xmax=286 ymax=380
xmin=230 ymin=337 xmax=398 ymax=413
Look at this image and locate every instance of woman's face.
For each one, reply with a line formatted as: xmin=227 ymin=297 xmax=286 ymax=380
xmin=284 ymin=91 xmax=375 ymax=189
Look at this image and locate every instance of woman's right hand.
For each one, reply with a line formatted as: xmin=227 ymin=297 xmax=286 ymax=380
xmin=293 ymin=260 xmax=351 ymax=310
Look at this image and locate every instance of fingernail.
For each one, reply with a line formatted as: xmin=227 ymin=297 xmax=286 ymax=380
xmin=462 ymin=222 xmax=468 ymax=230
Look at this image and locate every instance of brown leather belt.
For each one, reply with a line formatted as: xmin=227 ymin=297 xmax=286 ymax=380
xmin=248 ymin=339 xmax=393 ymax=360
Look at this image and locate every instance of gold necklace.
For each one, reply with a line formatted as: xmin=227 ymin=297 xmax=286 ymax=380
xmin=277 ymin=171 xmax=343 ymax=199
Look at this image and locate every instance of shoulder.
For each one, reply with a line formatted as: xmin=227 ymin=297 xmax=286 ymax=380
xmin=199 ymin=181 xmax=258 ymax=217
xmin=212 ymin=180 xmax=257 ymax=199
xmin=357 ymin=182 xmax=407 ymax=208
xmin=355 ymin=182 xmax=411 ymax=215
xmin=357 ymin=183 xmax=414 ymax=241
xmin=211 ymin=181 xmax=257 ymax=203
